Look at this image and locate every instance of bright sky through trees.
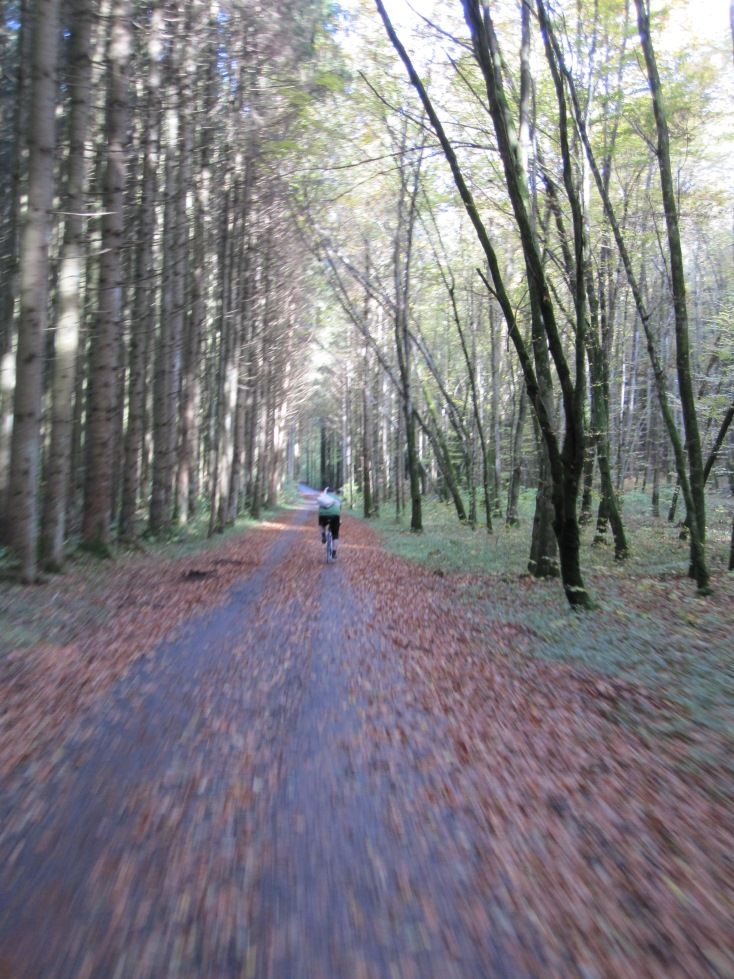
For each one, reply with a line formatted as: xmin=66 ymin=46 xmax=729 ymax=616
xmin=367 ymin=0 xmax=732 ymax=55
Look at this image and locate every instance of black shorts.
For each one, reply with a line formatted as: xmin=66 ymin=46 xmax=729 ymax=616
xmin=318 ymin=514 xmax=340 ymax=540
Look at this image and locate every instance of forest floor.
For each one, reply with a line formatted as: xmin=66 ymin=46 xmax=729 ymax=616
xmin=0 ymin=494 xmax=732 ymax=978
xmin=366 ymin=491 xmax=734 ymax=769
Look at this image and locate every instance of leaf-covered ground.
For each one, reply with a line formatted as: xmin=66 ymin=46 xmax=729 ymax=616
xmin=367 ymin=493 xmax=734 ymax=753
xmin=0 ymin=501 xmax=732 ymax=978
xmin=0 ymin=513 xmax=296 ymax=779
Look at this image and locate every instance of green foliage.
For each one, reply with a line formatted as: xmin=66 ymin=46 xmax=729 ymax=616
xmin=312 ymin=68 xmax=349 ymax=94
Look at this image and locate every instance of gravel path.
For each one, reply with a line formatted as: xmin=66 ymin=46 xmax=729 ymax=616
xmin=0 ymin=502 xmax=731 ymax=978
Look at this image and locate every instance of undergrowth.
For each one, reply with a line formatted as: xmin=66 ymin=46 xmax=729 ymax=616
xmin=357 ymin=487 xmax=731 ymax=578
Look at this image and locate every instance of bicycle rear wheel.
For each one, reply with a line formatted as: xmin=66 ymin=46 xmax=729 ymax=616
xmin=325 ymin=528 xmax=334 ymax=563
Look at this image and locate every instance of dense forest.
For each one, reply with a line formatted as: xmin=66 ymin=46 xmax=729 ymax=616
xmin=1 ymin=0 xmax=732 ymax=607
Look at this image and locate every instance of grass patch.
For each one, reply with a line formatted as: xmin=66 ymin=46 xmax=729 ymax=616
xmin=360 ymin=487 xmax=731 ymax=578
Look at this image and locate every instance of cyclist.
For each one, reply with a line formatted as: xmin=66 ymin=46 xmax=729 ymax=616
xmin=317 ymin=487 xmax=342 ymax=559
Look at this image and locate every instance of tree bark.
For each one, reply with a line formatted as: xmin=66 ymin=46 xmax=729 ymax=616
xmin=0 ymin=0 xmax=32 ymax=538
xmin=392 ymin=128 xmax=423 ymax=533
xmin=506 ymin=383 xmax=527 ymax=526
xmin=41 ymin=0 xmax=94 ymax=568
xmin=528 ymin=423 xmax=559 ymax=578
xmin=452 ymin=282 xmax=492 ymax=530
xmin=177 ymin=24 xmax=215 ymax=525
xmin=150 ymin=21 xmax=187 ymax=535
xmin=82 ymin=0 xmax=131 ymax=547
xmin=422 ymin=386 xmax=468 ymax=524
xmin=7 ymin=0 xmax=60 ymax=580
xmin=578 ymin=442 xmax=595 ymax=526
xmin=119 ymin=10 xmax=162 ymax=539
xmin=208 ymin=179 xmax=236 ymax=534
xmin=634 ymin=0 xmax=708 ymax=590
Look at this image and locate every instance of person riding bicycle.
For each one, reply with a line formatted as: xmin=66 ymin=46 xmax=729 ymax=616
xmin=317 ymin=487 xmax=342 ymax=559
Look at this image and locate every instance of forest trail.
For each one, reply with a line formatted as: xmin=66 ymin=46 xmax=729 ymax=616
xmin=0 ymin=498 xmax=731 ymax=979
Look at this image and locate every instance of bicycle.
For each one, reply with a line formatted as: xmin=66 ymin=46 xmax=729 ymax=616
xmin=324 ymin=525 xmax=334 ymax=563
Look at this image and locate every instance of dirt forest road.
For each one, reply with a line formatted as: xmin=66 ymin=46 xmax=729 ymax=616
xmin=0 ymin=496 xmax=731 ymax=979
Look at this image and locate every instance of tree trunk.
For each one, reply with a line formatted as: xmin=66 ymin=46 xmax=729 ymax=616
xmin=554 ymin=0 xmax=708 ymax=597
xmin=41 ymin=0 xmax=93 ymax=567
xmin=361 ymin=346 xmax=374 ymax=517
xmin=227 ymin=229 xmax=252 ymax=523
xmin=171 ymin=68 xmax=195 ymax=523
xmin=506 ymin=384 xmax=527 ymax=526
xmin=588 ymin=338 xmax=628 ymax=558
xmin=119 ymin=12 xmax=162 ymax=539
xmin=177 ymin=39 xmax=215 ymax=526
xmin=635 ymin=0 xmax=709 ymax=592
xmin=0 ymin=0 xmax=31 ymax=539
xmin=578 ymin=442 xmax=595 ymax=526
xmin=392 ymin=131 xmax=423 ymax=533
xmin=506 ymin=0 xmax=531 ymax=535
xmin=404 ymin=411 xmax=422 ymax=530
xmin=150 ymin=32 xmax=186 ymax=535
xmin=395 ymin=396 xmax=403 ymax=520
xmin=82 ymin=0 xmax=131 ymax=547
xmin=7 ymin=0 xmax=60 ymax=580
xmin=208 ymin=181 xmax=238 ymax=534
xmin=489 ymin=303 xmax=502 ymax=516
xmin=651 ymin=462 xmax=660 ymax=518
xmin=451 ymin=282 xmax=492 ymax=530
xmin=423 ymin=387 xmax=468 ymax=524
xmin=528 ymin=427 xmax=559 ymax=578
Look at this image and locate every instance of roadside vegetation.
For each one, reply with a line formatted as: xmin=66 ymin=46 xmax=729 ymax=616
xmin=359 ymin=487 xmax=733 ymax=770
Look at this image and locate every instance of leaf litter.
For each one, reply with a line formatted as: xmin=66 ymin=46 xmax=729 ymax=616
xmin=0 ymin=507 xmax=731 ymax=978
